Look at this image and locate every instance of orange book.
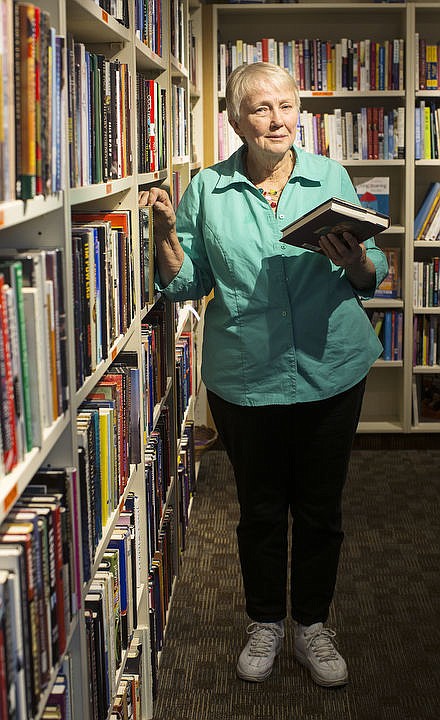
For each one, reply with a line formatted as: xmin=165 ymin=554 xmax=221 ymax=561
xmin=15 ymin=2 xmax=36 ymax=199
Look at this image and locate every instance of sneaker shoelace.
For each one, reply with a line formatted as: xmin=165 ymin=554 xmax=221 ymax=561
xmin=305 ymin=628 xmax=339 ymax=664
xmin=246 ymin=623 xmax=283 ymax=657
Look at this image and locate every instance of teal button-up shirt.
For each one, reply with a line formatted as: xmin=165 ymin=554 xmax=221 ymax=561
xmin=161 ymin=144 xmax=389 ymax=406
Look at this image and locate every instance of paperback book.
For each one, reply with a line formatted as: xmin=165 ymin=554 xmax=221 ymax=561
xmin=280 ymin=197 xmax=390 ymax=252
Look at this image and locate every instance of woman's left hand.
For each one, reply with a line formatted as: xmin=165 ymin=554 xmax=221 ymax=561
xmin=318 ymin=231 xmax=366 ymax=269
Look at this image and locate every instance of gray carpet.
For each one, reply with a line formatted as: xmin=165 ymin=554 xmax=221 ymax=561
xmin=152 ymin=449 xmax=440 ymax=720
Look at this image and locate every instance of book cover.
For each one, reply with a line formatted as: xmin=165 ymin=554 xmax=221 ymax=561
xmin=375 ymin=248 xmax=401 ymax=299
xmin=0 ymin=544 xmax=32 ymax=717
xmin=280 ymin=196 xmax=390 ymax=252
xmin=354 ymin=176 xmax=390 ymax=216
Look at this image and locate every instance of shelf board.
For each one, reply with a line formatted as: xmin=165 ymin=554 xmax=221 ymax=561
xmin=172 ymin=155 xmax=191 ymax=166
xmin=67 ymin=0 xmax=131 ymax=43
xmin=171 ymin=55 xmax=189 ymax=78
xmin=138 ymin=169 xmax=168 ymax=186
xmin=364 ymin=298 xmax=404 ymax=308
xmin=69 ymin=177 xmax=133 ymax=205
xmin=357 ymin=420 xmax=404 ymax=433
xmin=413 ymin=365 xmax=440 ymax=374
xmin=300 ymin=90 xmax=405 ymax=98
xmin=414 ymin=241 xmax=440 ymax=247
xmin=135 ymin=38 xmax=168 ymax=72
xmin=0 ymin=413 xmax=71 ymax=524
xmin=414 ymin=307 xmax=440 ymax=314
xmin=0 ymin=194 xmax=64 ymax=229
xmin=415 ymin=160 xmax=440 ymax=166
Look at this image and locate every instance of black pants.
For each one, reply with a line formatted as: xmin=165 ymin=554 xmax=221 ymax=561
xmin=207 ymin=378 xmax=366 ymax=626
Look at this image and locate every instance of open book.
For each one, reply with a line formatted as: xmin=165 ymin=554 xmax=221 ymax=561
xmin=280 ymin=197 xmax=390 ymax=252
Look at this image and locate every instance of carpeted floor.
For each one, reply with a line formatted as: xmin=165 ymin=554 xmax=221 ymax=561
xmin=152 ymin=449 xmax=440 ymax=720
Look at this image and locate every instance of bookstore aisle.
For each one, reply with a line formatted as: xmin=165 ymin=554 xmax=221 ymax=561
xmin=152 ymin=446 xmax=440 ymax=720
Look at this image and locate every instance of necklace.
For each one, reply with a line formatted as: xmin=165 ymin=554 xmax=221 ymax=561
xmin=245 ymin=150 xmax=294 ymax=210
xmin=258 ymin=187 xmax=281 ymax=209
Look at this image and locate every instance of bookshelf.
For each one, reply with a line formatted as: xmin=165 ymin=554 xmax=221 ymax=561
xmin=202 ymin=0 xmax=440 ymax=434
xmin=0 ymin=0 xmax=203 ymax=718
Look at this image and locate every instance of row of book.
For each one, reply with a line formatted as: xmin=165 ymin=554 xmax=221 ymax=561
xmin=414 ymin=182 xmax=440 ymax=243
xmin=135 ymin=0 xmax=163 ymax=56
xmin=369 ymin=309 xmax=403 ymax=362
xmin=413 ymin=259 xmax=440 ymax=308
xmin=218 ymin=37 xmax=405 ymax=95
xmin=148 ymin=506 xmax=176 ymax=670
xmin=72 ymin=210 xmax=136 ymax=388
xmin=85 ymin=495 xmax=141 ymax=720
xmin=137 ymin=75 xmax=167 ymax=175
xmin=0 ymin=1 xmax=66 ymax=201
xmin=219 ymin=105 xmax=405 ymax=163
xmin=176 ymin=332 xmax=193 ymax=435
xmin=67 ymin=37 xmax=132 ymax=188
xmin=171 ymin=0 xmax=185 ymax=66
xmin=178 ymin=421 xmax=196 ymax=553
xmin=415 ymin=100 xmax=440 ymax=161
xmin=0 ymin=249 xmax=68 ymax=478
xmin=295 ymin=106 xmax=405 ymax=162
xmin=145 ymin=408 xmax=172 ymax=572
xmin=78 ymin=354 xmax=142 ymax=582
xmin=416 ymin=36 xmax=440 ymax=91
xmin=39 ymin=665 xmax=72 ymax=720
xmin=142 ymin=301 xmax=170 ymax=435
xmin=171 ymin=84 xmax=189 ymax=159
xmin=97 ymin=0 xmax=130 ymax=29
xmin=110 ymin=637 xmax=144 ymax=720
xmin=0 ymin=466 xmax=79 ymax=718
xmin=413 ymin=316 xmax=440 ymax=368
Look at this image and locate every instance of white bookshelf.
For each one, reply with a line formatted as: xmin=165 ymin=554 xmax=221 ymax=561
xmin=0 ymin=0 xmax=204 ymax=717
xmin=202 ymin=1 xmax=440 ymax=434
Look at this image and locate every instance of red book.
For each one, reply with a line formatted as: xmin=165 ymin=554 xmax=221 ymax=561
xmin=147 ymin=79 xmax=156 ymax=172
xmin=0 ymin=276 xmax=18 ymax=473
xmin=261 ymin=38 xmax=269 ymax=63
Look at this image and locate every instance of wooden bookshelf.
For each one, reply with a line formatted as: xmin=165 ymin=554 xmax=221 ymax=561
xmin=0 ymin=0 xmax=204 ymax=717
xmin=202 ymin=1 xmax=440 ymax=434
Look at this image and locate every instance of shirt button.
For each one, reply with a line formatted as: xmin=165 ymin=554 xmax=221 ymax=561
xmin=280 ymin=243 xmax=286 ymax=250
xmin=282 ymin=311 xmax=287 ymax=317
xmin=279 ymin=214 xmax=285 ymax=219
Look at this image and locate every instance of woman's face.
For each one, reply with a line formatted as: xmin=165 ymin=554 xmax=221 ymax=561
xmin=232 ymin=78 xmax=299 ymax=162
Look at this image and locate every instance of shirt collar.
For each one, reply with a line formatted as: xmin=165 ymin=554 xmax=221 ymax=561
xmin=214 ymin=144 xmax=322 ymax=191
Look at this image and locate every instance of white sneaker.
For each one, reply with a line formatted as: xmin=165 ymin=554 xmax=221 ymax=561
xmin=236 ymin=621 xmax=284 ymax=682
xmin=294 ymin=622 xmax=348 ymax=687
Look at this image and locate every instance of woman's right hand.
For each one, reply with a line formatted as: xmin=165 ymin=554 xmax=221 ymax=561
xmin=138 ymin=187 xmax=176 ymax=241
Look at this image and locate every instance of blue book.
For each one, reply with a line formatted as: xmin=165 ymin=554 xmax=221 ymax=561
xmin=383 ymin=311 xmax=393 ymax=361
xmin=414 ymin=182 xmax=440 ymax=239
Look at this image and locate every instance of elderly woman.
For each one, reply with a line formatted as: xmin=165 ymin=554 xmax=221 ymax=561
xmin=139 ymin=62 xmax=388 ymax=687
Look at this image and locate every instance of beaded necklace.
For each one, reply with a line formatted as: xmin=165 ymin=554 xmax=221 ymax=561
xmin=245 ymin=150 xmax=294 ymax=211
xmin=258 ymin=187 xmax=281 ymax=209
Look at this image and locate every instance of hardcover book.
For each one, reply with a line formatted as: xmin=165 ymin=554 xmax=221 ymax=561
xmin=280 ymin=197 xmax=390 ymax=252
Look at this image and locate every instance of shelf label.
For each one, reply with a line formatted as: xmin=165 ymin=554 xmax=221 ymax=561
xmin=0 ymin=211 xmax=4 ymax=227
xmin=4 ymin=484 xmax=18 ymax=514
xmin=111 ymin=347 xmax=118 ymax=361
xmin=102 ymin=9 xmax=109 ymax=23
xmin=106 ymin=183 xmax=112 ymax=194
xmin=312 ymin=91 xmax=334 ymax=96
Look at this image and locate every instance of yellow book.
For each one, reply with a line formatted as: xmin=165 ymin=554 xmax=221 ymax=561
xmin=99 ymin=408 xmax=110 ymax=526
xmin=424 ymin=105 xmax=432 ymax=159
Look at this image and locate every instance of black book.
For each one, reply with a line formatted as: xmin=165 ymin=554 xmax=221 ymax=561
xmin=280 ymin=197 xmax=390 ymax=252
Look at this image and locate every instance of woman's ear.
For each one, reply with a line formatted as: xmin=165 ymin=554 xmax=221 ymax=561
xmin=230 ymin=118 xmax=245 ymax=138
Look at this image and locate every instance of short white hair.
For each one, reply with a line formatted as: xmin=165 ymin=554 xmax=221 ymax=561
xmin=225 ymin=62 xmax=301 ymax=124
